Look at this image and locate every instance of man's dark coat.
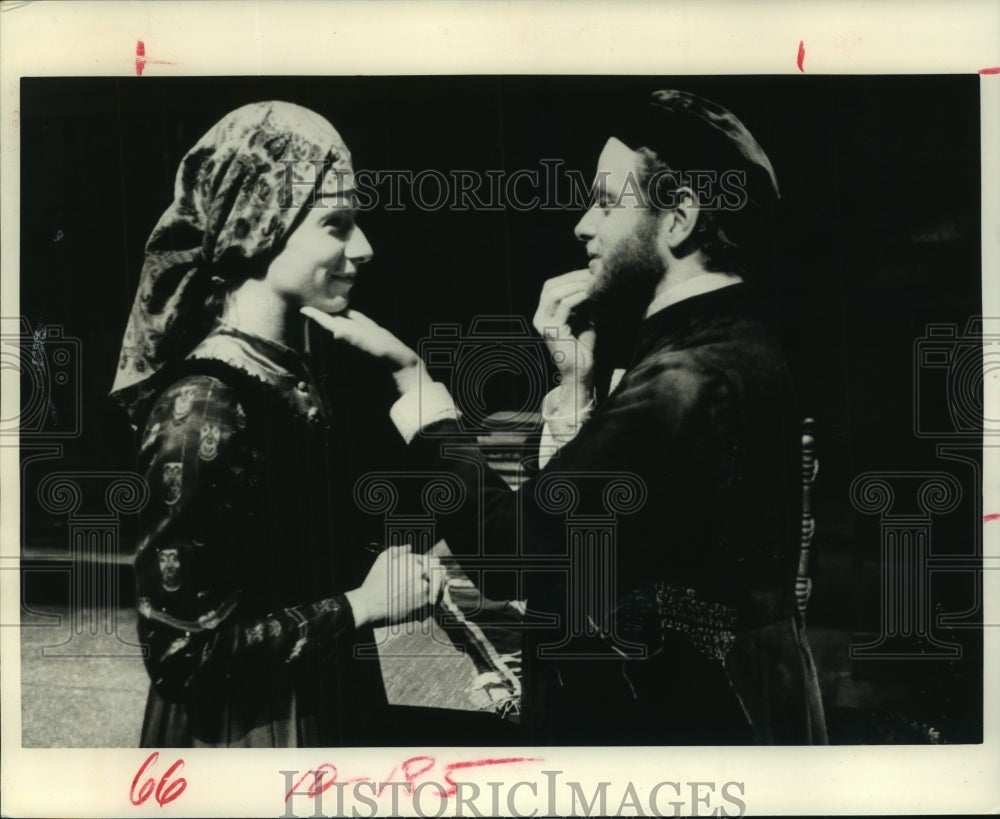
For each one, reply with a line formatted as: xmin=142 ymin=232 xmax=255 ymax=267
xmin=411 ymin=284 xmax=827 ymax=744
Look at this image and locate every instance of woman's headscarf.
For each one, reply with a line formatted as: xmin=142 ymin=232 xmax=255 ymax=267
xmin=110 ymin=101 xmax=353 ymax=423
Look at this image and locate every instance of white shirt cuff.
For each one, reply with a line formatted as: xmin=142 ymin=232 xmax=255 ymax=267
xmin=389 ymin=381 xmax=459 ymax=444
xmin=537 ymin=386 xmax=594 ymax=468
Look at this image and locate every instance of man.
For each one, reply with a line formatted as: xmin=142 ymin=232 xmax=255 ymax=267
xmin=306 ymin=90 xmax=828 ymax=745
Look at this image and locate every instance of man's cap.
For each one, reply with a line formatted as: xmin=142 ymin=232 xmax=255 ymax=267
xmin=619 ymin=89 xmax=780 ymax=207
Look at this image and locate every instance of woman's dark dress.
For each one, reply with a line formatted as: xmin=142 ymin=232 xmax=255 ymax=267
xmin=134 ymin=322 xmax=388 ymax=747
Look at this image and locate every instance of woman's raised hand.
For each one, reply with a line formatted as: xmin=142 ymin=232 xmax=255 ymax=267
xmin=344 ymin=544 xmax=443 ymax=628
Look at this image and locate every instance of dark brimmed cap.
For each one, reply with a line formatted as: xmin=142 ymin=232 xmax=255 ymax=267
xmin=618 ymin=89 xmax=780 ymax=208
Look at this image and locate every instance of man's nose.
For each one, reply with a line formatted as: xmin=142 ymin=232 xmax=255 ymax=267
xmin=346 ymin=224 xmax=374 ymax=264
xmin=573 ymin=205 xmax=598 ymax=242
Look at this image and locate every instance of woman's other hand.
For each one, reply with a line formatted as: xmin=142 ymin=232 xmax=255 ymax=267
xmin=344 ymin=544 xmax=443 ymax=628
xmin=301 ymin=307 xmax=427 ymax=396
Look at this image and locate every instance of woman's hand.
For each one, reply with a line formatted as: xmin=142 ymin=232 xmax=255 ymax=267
xmin=344 ymin=544 xmax=443 ymax=628
xmin=301 ymin=306 xmax=427 ymax=396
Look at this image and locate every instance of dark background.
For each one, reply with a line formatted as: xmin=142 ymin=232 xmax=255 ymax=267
xmin=18 ymin=75 xmax=984 ymax=743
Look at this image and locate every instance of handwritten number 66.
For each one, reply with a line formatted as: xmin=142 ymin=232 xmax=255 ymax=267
xmin=130 ymin=752 xmax=187 ymax=806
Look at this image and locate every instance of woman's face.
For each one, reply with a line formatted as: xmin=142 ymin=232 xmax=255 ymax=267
xmin=265 ymin=190 xmax=373 ymax=314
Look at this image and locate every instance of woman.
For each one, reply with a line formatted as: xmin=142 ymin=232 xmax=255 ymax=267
xmin=111 ymin=101 xmax=440 ymax=747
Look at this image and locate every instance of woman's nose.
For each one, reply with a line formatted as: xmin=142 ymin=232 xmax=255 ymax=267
xmin=346 ymin=224 xmax=374 ymax=264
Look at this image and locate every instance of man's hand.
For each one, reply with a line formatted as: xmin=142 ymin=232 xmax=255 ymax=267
xmin=533 ymin=271 xmax=596 ymax=418
xmin=302 ymin=306 xmax=418 ymax=367
xmin=301 ymin=306 xmax=427 ymax=395
xmin=532 ymin=270 xmax=596 ymax=385
xmin=345 ymin=544 xmax=443 ymax=628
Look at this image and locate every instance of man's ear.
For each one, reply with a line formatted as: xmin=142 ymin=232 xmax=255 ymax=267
xmin=658 ymin=185 xmax=700 ymax=250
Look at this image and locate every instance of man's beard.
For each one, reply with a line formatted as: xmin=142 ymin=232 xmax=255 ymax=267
xmin=587 ymin=215 xmax=665 ymax=362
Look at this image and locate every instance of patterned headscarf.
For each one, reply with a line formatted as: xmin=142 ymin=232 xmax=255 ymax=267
xmin=111 ymin=101 xmax=353 ymax=422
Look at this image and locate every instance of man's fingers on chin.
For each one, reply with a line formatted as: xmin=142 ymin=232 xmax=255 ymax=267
xmin=555 ymin=269 xmax=592 ymax=280
xmin=549 ymin=280 xmax=590 ymax=302
xmin=561 ymin=291 xmax=590 ymax=309
xmin=553 ymin=293 xmax=590 ymax=325
xmin=544 ymin=270 xmax=590 ymax=288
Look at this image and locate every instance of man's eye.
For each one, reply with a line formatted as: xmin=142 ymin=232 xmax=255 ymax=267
xmin=594 ymin=191 xmax=616 ymax=212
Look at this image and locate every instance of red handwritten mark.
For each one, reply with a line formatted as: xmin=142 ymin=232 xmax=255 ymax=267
xmin=796 ymin=40 xmax=806 ymax=72
xmin=441 ymin=757 xmax=542 ymax=798
xmin=979 ymin=67 xmax=1000 ymax=74
xmin=135 ymin=39 xmax=179 ymax=76
xmin=284 ymin=763 xmax=338 ymax=801
xmin=401 ymin=755 xmax=437 ymax=787
xmin=984 ymin=513 xmax=1000 ymax=522
xmin=374 ymin=764 xmax=400 ymax=796
xmin=130 ymin=752 xmax=187 ymax=807
xmin=284 ymin=756 xmax=543 ymax=803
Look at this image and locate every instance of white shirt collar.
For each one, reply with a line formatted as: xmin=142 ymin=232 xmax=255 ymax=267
xmin=644 ymin=272 xmax=743 ymax=319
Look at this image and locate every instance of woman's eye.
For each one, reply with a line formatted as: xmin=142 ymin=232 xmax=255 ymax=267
xmin=323 ymin=212 xmax=353 ymax=234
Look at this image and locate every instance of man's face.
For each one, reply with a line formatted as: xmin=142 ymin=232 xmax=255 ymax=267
xmin=573 ymin=138 xmax=666 ymax=316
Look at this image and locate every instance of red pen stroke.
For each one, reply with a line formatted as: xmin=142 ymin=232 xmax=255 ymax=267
xmin=979 ymin=67 xmax=1000 ymax=74
xmin=796 ymin=40 xmax=806 ymax=72
xmin=135 ymin=40 xmax=178 ymax=76
xmin=440 ymin=757 xmax=542 ymax=798
xmin=984 ymin=513 xmax=1000 ymax=522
